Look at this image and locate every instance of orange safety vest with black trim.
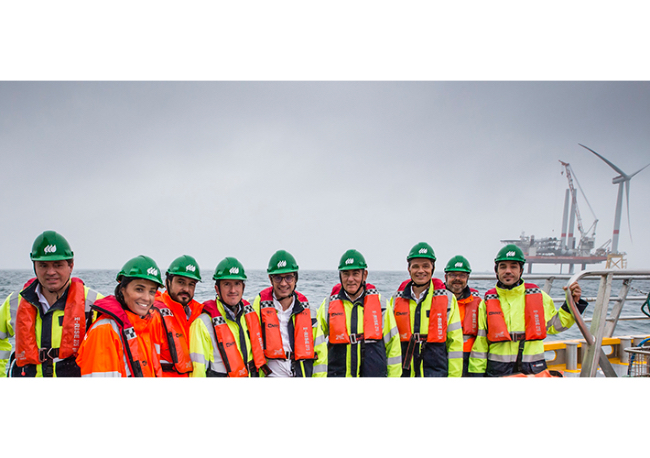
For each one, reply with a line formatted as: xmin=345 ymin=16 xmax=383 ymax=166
xmin=484 ymin=283 xmax=546 ymax=342
xmin=202 ymin=299 xmax=270 ymax=377
xmin=152 ymin=302 xmax=193 ymax=375
xmin=393 ymin=278 xmax=449 ymax=343
xmin=258 ymin=287 xmax=314 ymax=361
xmin=458 ymin=288 xmax=480 ymax=353
xmin=90 ymin=295 xmax=152 ymax=377
xmin=15 ymin=277 xmax=86 ymax=366
xmin=328 ymin=283 xmax=382 ymax=343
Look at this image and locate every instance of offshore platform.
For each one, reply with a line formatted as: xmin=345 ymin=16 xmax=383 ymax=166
xmin=502 ymin=144 xmax=649 ymax=274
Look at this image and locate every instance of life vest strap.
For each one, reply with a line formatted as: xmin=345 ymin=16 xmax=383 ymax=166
xmin=402 ymin=333 xmax=429 ymax=370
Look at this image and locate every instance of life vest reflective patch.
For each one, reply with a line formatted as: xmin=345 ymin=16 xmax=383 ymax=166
xmin=90 ymin=295 xmax=149 ymax=377
xmin=394 ymin=278 xmax=450 ymax=343
xmin=328 ymin=283 xmax=382 ymax=343
xmin=15 ymin=277 xmax=87 ymax=367
xmin=153 ymin=303 xmax=192 ymax=374
xmin=259 ymin=287 xmax=314 ymax=361
xmin=485 ymin=283 xmax=547 ymax=343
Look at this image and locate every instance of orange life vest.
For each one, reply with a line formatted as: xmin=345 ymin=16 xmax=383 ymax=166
xmin=153 ymin=301 xmax=193 ymax=374
xmin=258 ymin=287 xmax=314 ymax=361
xmin=15 ymin=277 xmax=87 ymax=367
xmin=90 ymin=295 xmax=152 ymax=377
xmin=457 ymin=288 xmax=480 ymax=353
xmin=328 ymin=283 xmax=382 ymax=344
xmin=393 ymin=278 xmax=450 ymax=343
xmin=202 ymin=299 xmax=270 ymax=377
xmin=485 ymin=283 xmax=546 ymax=343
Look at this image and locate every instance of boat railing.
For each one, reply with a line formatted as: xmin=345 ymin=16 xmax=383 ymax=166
xmin=470 ymin=270 xmax=650 ymax=377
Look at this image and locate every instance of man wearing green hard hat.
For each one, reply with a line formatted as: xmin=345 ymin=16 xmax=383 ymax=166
xmin=313 ymin=249 xmax=402 ymax=377
xmin=153 ymin=255 xmax=203 ymax=377
xmin=389 ymin=242 xmax=463 ymax=377
xmin=251 ymin=250 xmax=316 ymax=377
xmin=468 ymin=244 xmax=587 ymax=377
xmin=0 ymin=230 xmax=103 ymax=377
xmin=188 ymin=257 xmax=269 ymax=377
xmin=443 ymin=255 xmax=484 ymax=376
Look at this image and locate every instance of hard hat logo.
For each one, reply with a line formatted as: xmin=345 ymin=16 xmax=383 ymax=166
xmin=419 ymin=248 xmax=428 ymax=254
xmin=345 ymin=258 xmax=354 ymax=265
xmin=229 ymin=267 xmax=239 ymax=274
xmin=147 ymin=267 xmax=158 ymax=276
xmin=44 ymin=245 xmax=57 ymax=254
xmin=455 ymin=262 xmax=463 ymax=268
xmin=277 ymin=260 xmax=287 ymax=268
xmin=186 ymin=265 xmax=196 ymax=272
xmin=506 ymin=251 xmax=516 ymax=257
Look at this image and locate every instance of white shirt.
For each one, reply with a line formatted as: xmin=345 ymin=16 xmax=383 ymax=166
xmin=266 ymin=292 xmax=295 ymax=377
xmin=34 ymin=283 xmax=53 ymax=314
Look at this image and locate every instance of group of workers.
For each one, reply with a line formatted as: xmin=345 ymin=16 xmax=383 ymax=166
xmin=0 ymin=230 xmax=587 ymax=378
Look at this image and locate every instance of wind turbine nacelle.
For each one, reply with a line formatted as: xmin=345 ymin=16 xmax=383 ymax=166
xmin=612 ymin=176 xmax=626 ymax=184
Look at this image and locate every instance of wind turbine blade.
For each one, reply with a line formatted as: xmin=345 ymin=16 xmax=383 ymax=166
xmin=625 ymin=180 xmax=633 ymax=242
xmin=629 ymin=162 xmax=650 ymax=179
xmin=579 ymin=143 xmax=627 ymax=176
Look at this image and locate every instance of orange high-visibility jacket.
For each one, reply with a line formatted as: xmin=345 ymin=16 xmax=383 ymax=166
xmin=76 ymin=296 xmax=165 ymax=377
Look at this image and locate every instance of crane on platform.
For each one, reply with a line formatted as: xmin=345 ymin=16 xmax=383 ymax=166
xmin=559 ymin=160 xmax=599 ymax=256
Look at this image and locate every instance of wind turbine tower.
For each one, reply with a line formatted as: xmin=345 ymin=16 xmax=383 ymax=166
xmin=579 ymin=144 xmax=650 ymax=268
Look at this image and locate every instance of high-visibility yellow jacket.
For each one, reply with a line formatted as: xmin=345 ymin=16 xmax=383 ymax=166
xmin=389 ymin=279 xmax=464 ymax=377
xmin=313 ymin=285 xmax=402 ymax=377
xmin=188 ymin=298 xmax=255 ymax=377
xmin=468 ymin=280 xmax=583 ymax=377
xmin=0 ymin=279 xmax=102 ymax=377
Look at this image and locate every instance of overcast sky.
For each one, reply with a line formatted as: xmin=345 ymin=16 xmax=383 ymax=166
xmin=1 ymin=81 xmax=649 ymax=273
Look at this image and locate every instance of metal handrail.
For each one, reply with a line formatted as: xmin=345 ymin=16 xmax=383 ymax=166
xmin=564 ymin=269 xmax=650 ymax=377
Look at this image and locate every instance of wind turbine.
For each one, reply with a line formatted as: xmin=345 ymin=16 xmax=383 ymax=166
xmin=579 ymin=143 xmax=650 ymax=254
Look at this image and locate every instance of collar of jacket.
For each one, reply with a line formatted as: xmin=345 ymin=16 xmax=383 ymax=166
xmin=496 ymin=278 xmax=524 ymax=290
xmin=402 ymin=279 xmax=430 ymax=303
xmin=20 ymin=278 xmax=70 ymax=315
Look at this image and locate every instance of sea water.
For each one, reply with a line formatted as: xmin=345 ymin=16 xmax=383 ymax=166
xmin=1 ymin=269 xmax=648 ymax=341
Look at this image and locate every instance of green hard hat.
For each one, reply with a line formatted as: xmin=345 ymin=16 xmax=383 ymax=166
xmin=267 ymin=250 xmax=299 ymax=275
xmin=213 ymin=257 xmax=247 ymax=281
xmin=30 ymin=230 xmax=74 ymax=262
xmin=407 ymin=242 xmax=436 ymax=262
xmin=495 ymin=244 xmax=526 ymax=263
xmin=167 ymin=255 xmax=202 ymax=282
xmin=338 ymin=249 xmax=367 ymax=271
xmin=445 ymin=255 xmax=472 ymax=273
xmin=117 ymin=255 xmax=164 ymax=287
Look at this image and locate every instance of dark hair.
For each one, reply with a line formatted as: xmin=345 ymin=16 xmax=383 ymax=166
xmin=114 ymin=277 xmax=136 ymax=309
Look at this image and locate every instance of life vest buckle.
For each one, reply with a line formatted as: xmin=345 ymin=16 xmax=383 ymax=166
xmin=510 ymin=332 xmax=526 ymax=342
xmin=349 ymin=333 xmax=364 ymax=345
xmin=38 ymin=347 xmax=57 ymax=363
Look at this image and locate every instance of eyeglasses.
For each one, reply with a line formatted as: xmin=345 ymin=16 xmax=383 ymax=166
xmin=446 ymin=272 xmax=469 ymax=279
xmin=271 ymin=274 xmax=296 ymax=284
